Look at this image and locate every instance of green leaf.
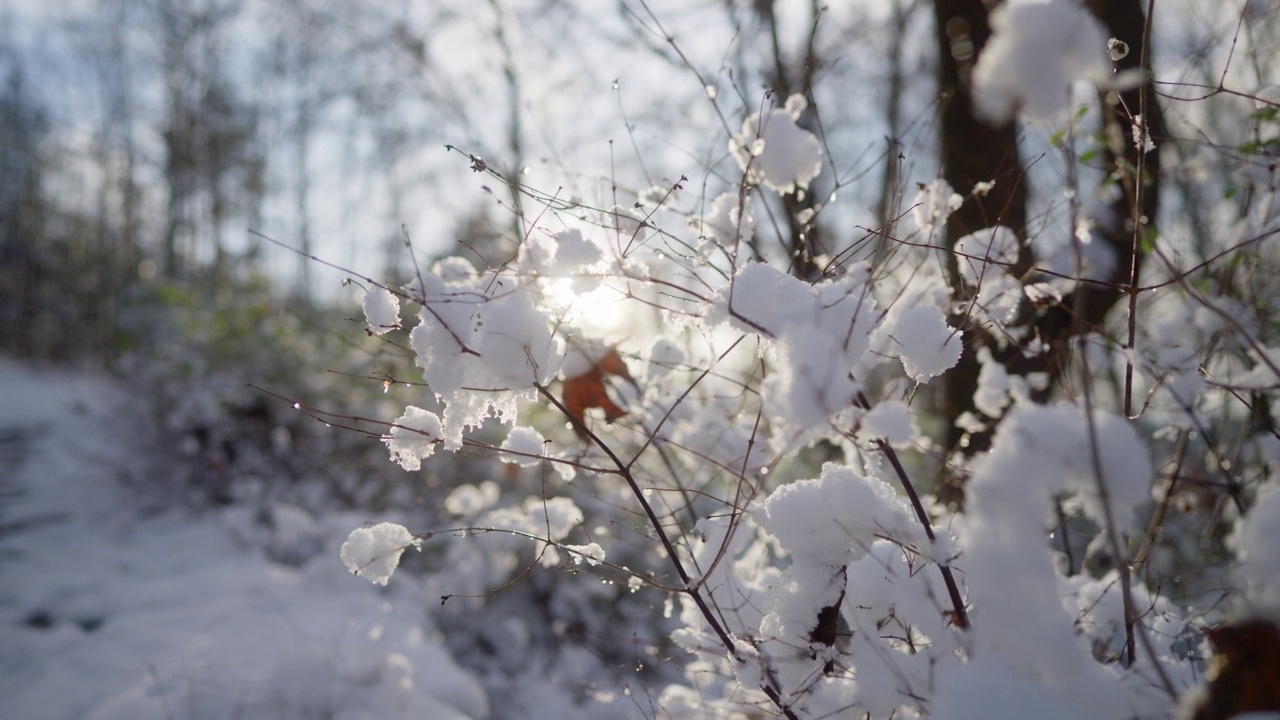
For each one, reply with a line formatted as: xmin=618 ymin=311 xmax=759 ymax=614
xmin=1139 ymin=225 xmax=1159 ymax=254
xmin=1250 ymin=106 xmax=1278 ymax=123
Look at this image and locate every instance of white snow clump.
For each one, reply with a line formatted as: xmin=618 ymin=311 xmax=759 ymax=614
xmin=889 ymin=305 xmax=964 ymax=382
xmin=954 ymin=225 xmax=1025 ymax=324
xmin=731 ymin=93 xmax=823 ymax=194
xmin=362 ymin=285 xmax=400 ymax=335
xmin=754 ymin=462 xmax=917 ymax=568
xmin=942 ymin=402 xmax=1155 ymax=716
xmin=384 ymin=405 xmax=443 ymax=471
xmin=696 ymin=191 xmax=756 ymax=252
xmin=971 ymin=0 xmax=1110 ymax=122
xmin=563 ymin=542 xmax=606 ymax=566
xmin=408 ymin=259 xmax=564 ymax=449
xmin=861 ymin=399 xmax=917 ymax=445
xmin=1234 ymin=482 xmax=1280 ymax=612
xmin=500 ymin=425 xmax=546 ymax=466
xmin=708 ymin=261 xmax=878 ymax=444
xmin=912 ymin=179 xmax=963 ymax=239
xmin=340 ymin=522 xmax=421 ymax=586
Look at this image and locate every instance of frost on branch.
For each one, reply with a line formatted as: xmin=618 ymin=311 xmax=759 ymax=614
xmin=341 ymin=522 xmax=421 ymax=586
xmin=730 ymin=93 xmax=823 ymax=194
xmin=971 ymin=0 xmax=1110 ymax=122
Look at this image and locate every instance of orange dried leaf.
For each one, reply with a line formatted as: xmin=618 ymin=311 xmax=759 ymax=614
xmin=1188 ymin=618 xmax=1280 ymax=720
xmin=561 ymin=347 xmax=633 ymax=439
xmin=596 ymin=347 xmax=636 ymax=385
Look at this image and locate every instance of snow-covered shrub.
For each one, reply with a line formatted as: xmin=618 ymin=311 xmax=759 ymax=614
xmin=328 ymin=6 xmax=1280 ymax=719
xmin=116 ymin=271 xmax=425 ymax=515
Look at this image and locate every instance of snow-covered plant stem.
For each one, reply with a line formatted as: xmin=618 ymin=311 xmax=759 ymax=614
xmin=1121 ymin=0 xmax=1159 ymax=421
xmin=856 ymin=389 xmax=970 ymax=629
xmin=535 ymin=381 xmax=802 ymax=720
xmin=1063 ymin=99 xmax=1144 ymax=671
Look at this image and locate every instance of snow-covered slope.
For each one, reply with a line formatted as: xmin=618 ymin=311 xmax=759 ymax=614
xmin=0 ymin=358 xmax=488 ymax=720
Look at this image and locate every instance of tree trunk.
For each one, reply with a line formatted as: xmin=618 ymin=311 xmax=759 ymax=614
xmin=932 ymin=0 xmax=1028 ymax=504
xmin=931 ymin=0 xmax=1164 ymax=505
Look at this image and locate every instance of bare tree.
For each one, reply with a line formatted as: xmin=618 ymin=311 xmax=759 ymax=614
xmin=154 ymin=0 xmax=261 ymax=284
xmin=0 ymin=52 xmax=51 ymax=358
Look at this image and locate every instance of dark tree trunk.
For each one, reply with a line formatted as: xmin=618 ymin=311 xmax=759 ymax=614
xmin=931 ymin=0 xmax=1164 ymax=505
xmin=932 ymin=0 xmax=1029 ymax=504
xmin=753 ymin=0 xmax=826 ymax=280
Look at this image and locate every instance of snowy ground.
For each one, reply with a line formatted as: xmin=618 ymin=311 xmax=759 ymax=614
xmin=0 ymin=358 xmax=489 ymax=720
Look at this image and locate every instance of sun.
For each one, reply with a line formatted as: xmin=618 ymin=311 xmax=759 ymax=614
xmin=546 ymin=278 xmax=631 ymax=339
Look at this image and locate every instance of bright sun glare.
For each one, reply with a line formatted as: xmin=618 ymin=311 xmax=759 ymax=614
xmin=547 ymin=278 xmax=630 ymax=338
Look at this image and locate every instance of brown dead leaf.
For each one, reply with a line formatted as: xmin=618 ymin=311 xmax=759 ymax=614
xmin=1188 ymin=618 xmax=1280 ymax=720
xmin=562 ymin=347 xmax=633 ymax=439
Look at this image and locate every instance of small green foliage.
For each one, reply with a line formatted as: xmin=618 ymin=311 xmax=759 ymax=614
xmin=1139 ymin=224 xmax=1159 ymax=255
xmin=1250 ymin=106 xmax=1278 ymax=123
xmin=1239 ymin=138 xmax=1280 ymax=156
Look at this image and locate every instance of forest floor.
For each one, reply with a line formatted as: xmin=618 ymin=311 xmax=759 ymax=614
xmin=0 ymin=357 xmax=492 ymax=720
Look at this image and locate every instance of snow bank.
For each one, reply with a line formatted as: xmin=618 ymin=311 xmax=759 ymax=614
xmin=0 ymin=359 xmax=488 ymax=720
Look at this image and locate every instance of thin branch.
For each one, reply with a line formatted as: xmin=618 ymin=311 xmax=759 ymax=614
xmin=854 ymin=390 xmax=970 ymax=630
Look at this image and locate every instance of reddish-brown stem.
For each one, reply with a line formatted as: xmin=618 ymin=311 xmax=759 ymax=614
xmin=535 ymin=383 xmax=799 ymax=720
